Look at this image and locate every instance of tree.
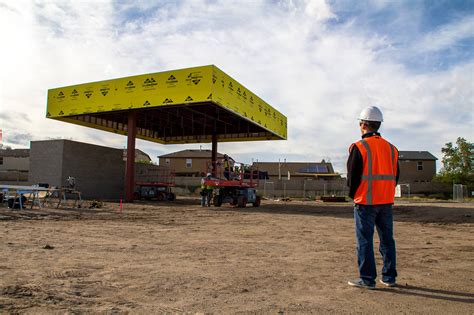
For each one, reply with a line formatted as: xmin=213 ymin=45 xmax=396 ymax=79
xmin=435 ymin=137 xmax=473 ymax=185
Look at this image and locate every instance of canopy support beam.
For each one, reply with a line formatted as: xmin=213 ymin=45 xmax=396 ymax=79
xmin=125 ymin=111 xmax=136 ymax=202
xmin=211 ymin=133 xmax=217 ymax=177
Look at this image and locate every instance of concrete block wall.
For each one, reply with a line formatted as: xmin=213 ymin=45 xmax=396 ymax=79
xmin=62 ymin=140 xmax=125 ymax=200
xmin=29 ymin=140 xmax=64 ymax=188
xmin=29 ymin=140 xmax=125 ymax=200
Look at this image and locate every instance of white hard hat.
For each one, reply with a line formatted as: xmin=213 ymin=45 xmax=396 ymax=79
xmin=358 ymin=106 xmax=383 ymax=122
xmin=206 ymin=173 xmax=212 ymax=177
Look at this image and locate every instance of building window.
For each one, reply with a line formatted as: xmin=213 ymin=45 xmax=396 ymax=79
xmin=165 ymin=158 xmax=170 ymax=165
xmin=0 ymin=157 xmax=3 ymax=165
xmin=186 ymin=159 xmax=192 ymax=168
xmin=417 ymin=161 xmax=423 ymax=171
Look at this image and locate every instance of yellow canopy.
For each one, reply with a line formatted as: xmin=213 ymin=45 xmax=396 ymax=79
xmin=46 ymin=65 xmax=287 ymax=144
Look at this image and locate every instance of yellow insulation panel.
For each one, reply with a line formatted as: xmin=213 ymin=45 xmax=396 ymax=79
xmin=211 ymin=67 xmax=287 ymax=140
xmin=47 ymin=65 xmax=287 ymax=143
xmin=47 ymin=66 xmax=213 ymax=116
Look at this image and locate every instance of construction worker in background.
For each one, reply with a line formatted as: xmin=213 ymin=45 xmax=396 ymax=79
xmin=223 ymin=154 xmax=235 ymax=180
xmin=200 ymin=173 xmax=213 ymax=207
xmin=347 ymin=106 xmax=400 ymax=289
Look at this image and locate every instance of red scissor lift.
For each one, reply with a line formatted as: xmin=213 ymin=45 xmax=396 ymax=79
xmin=134 ymin=166 xmax=176 ymax=201
xmin=203 ymin=161 xmax=261 ymax=207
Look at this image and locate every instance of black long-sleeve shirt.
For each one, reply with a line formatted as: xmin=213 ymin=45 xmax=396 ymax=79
xmin=346 ymin=132 xmax=400 ymax=199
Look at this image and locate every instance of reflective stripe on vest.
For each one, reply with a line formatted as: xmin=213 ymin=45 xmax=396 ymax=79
xmin=354 ymin=137 xmax=398 ymax=205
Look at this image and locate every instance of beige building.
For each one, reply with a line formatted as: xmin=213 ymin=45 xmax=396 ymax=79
xmin=159 ymin=149 xmax=224 ymax=177
xmin=398 ymin=151 xmax=437 ymax=183
xmin=0 ymin=148 xmax=29 ymax=182
xmin=0 ymin=148 xmax=29 ymax=171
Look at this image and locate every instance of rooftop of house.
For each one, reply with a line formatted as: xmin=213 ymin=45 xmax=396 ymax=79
xmin=398 ymin=151 xmax=438 ymax=161
xmin=159 ymin=149 xmax=225 ymax=159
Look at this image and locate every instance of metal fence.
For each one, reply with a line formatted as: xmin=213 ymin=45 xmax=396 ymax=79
xmin=172 ymin=177 xmax=456 ymax=199
xmin=259 ymin=179 xmax=348 ymax=199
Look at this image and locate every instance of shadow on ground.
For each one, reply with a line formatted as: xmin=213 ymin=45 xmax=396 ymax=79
xmin=379 ymin=284 xmax=474 ymax=304
xmin=0 ymin=198 xmax=473 ymax=225
xmin=214 ymin=201 xmax=474 ymax=225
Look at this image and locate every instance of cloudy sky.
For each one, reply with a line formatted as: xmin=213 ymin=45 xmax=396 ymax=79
xmin=0 ymin=0 xmax=472 ymax=174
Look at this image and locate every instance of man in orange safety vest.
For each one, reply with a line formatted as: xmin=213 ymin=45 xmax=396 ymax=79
xmin=347 ymin=106 xmax=400 ymax=289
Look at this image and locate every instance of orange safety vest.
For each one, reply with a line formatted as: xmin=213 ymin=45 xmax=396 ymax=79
xmin=352 ymin=136 xmax=398 ymax=205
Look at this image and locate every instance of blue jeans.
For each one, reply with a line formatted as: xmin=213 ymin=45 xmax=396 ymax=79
xmin=201 ymin=190 xmax=211 ymax=207
xmin=354 ymin=204 xmax=397 ymax=285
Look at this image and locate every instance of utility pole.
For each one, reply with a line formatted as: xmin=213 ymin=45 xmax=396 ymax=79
xmin=278 ymin=159 xmax=281 ymax=180
xmin=278 ymin=158 xmax=286 ymax=180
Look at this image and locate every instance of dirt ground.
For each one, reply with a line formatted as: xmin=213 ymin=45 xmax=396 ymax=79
xmin=0 ymin=198 xmax=473 ymax=314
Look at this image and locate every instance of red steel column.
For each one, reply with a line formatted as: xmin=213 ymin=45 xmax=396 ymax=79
xmin=211 ymin=133 xmax=217 ymax=177
xmin=125 ymin=112 xmax=137 ymax=202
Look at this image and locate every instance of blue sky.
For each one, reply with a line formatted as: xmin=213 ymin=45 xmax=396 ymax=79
xmin=328 ymin=0 xmax=474 ymax=72
xmin=0 ymin=0 xmax=473 ymax=174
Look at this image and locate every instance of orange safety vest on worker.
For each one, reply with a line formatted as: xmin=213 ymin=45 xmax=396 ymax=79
xmin=351 ymin=136 xmax=398 ymax=205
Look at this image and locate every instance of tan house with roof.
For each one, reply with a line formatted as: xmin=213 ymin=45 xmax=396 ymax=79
xmin=158 ymin=149 xmax=225 ymax=177
xmin=398 ymin=151 xmax=437 ymax=183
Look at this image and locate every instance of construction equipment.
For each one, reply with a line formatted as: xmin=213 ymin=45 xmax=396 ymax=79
xmin=134 ymin=183 xmax=175 ymax=201
xmin=203 ymin=161 xmax=261 ymax=208
xmin=134 ymin=165 xmax=176 ymax=201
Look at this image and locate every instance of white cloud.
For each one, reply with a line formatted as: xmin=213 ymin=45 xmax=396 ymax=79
xmin=413 ymin=15 xmax=474 ymax=53
xmin=304 ymin=0 xmax=336 ymax=22
xmin=0 ymin=0 xmax=472 ymax=174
